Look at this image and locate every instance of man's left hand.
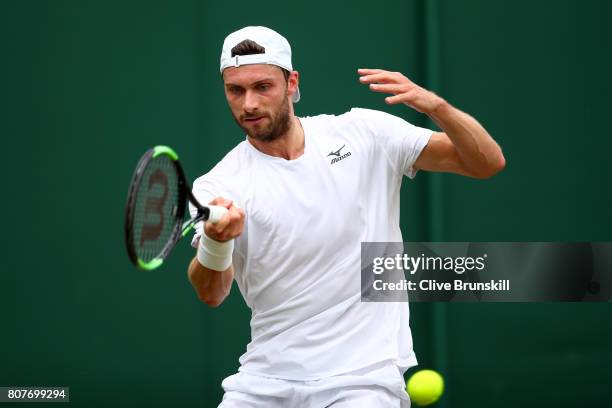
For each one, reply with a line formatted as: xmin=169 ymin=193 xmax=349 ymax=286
xmin=358 ymin=68 xmax=445 ymax=115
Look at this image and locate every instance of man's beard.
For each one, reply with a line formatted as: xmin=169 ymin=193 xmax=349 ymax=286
xmin=235 ymin=96 xmax=291 ymax=142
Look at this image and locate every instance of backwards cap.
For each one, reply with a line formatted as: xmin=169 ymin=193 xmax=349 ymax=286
xmin=220 ymin=26 xmax=300 ymax=103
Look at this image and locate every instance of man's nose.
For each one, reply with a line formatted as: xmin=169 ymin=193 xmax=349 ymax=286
xmin=243 ymin=90 xmax=259 ymax=113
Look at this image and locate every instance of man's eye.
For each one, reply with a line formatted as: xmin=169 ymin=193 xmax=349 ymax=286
xmin=257 ymin=84 xmax=270 ymax=91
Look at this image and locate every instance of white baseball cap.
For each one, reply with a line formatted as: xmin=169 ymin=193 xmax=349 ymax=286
xmin=220 ymin=26 xmax=300 ymax=103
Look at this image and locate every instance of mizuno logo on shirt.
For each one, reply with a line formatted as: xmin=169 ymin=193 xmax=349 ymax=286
xmin=328 ymin=144 xmax=352 ymax=165
xmin=328 ymin=145 xmax=345 ymax=157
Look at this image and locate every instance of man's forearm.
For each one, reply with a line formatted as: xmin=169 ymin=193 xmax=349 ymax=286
xmin=428 ymin=100 xmax=505 ymax=178
xmin=187 ymin=258 xmax=234 ymax=307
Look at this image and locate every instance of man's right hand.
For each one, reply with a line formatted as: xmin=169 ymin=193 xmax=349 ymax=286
xmin=204 ymin=197 xmax=245 ymax=242
xmin=188 ymin=197 xmax=243 ymax=307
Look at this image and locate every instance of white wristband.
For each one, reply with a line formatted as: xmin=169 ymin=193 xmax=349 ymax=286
xmin=196 ymin=232 xmax=234 ymax=272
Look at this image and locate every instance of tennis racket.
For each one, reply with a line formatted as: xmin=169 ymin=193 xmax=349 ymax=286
xmin=124 ymin=145 xmax=228 ymax=270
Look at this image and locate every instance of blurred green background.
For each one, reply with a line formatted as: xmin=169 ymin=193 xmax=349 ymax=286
xmin=1 ymin=0 xmax=611 ymax=407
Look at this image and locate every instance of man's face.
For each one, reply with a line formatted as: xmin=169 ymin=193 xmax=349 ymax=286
xmin=222 ymin=64 xmax=294 ymax=142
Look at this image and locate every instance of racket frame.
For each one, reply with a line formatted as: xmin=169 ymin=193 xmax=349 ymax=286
xmin=124 ymin=145 xmax=213 ymax=271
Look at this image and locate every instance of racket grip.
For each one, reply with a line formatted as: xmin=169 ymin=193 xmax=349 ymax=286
xmin=207 ymin=205 xmax=229 ymax=224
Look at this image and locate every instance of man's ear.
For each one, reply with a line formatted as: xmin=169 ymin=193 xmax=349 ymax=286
xmin=288 ymin=70 xmax=299 ymax=97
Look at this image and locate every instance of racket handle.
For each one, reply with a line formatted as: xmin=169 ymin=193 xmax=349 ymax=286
xmin=207 ymin=205 xmax=229 ymax=224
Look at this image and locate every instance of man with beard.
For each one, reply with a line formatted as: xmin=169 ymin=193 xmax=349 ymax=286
xmin=187 ymin=26 xmax=505 ymax=407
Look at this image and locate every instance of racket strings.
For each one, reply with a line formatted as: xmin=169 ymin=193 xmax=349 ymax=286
xmin=132 ymin=155 xmax=180 ymax=262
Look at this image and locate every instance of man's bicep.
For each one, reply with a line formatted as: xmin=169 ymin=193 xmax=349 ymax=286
xmin=413 ymin=132 xmax=473 ymax=177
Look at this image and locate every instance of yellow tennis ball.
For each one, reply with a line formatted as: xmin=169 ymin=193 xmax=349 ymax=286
xmin=407 ymin=369 xmax=445 ymax=406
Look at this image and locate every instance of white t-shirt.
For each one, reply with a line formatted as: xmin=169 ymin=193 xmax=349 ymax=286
xmin=190 ymin=107 xmax=433 ymax=381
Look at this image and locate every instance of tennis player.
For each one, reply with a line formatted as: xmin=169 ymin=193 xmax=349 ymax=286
xmin=187 ymin=26 xmax=505 ymax=407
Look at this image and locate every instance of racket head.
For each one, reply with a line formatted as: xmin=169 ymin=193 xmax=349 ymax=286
xmin=124 ymin=146 xmax=188 ymax=270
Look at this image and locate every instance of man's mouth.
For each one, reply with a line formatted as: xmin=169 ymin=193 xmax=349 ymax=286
xmin=243 ymin=116 xmax=265 ymax=124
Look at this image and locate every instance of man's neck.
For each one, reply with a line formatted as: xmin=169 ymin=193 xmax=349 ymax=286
xmin=248 ymin=116 xmax=304 ymax=160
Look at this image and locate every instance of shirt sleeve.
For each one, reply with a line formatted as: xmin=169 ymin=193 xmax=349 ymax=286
xmin=351 ymin=108 xmax=433 ymax=179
